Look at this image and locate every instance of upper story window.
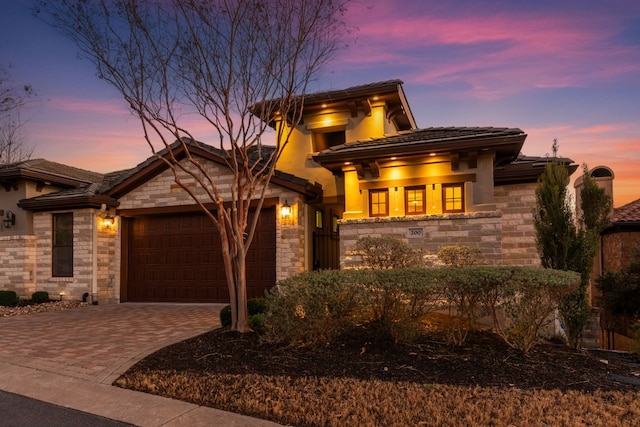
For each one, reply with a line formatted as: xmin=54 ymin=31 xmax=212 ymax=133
xmin=405 ymin=186 xmax=426 ymax=215
xmin=443 ymin=183 xmax=464 ymax=213
xmin=313 ymin=130 xmax=345 ymax=152
xmin=369 ymin=189 xmax=389 ymax=217
xmin=52 ymin=212 xmax=73 ymax=277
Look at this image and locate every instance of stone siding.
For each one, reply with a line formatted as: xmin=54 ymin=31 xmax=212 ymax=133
xmin=494 ymin=183 xmax=541 ymax=267
xmin=340 ymin=182 xmax=541 ymax=268
xmin=0 ymin=235 xmax=36 ymax=298
xmin=340 ymin=212 xmax=503 ymax=268
xmin=32 ymin=210 xmax=119 ymax=303
xmin=276 ymin=192 xmax=307 ymax=281
xmin=118 ymin=158 xmax=305 ymax=289
xmin=118 ymin=160 xmax=282 ymax=210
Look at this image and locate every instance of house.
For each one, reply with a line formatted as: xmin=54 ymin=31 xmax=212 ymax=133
xmin=574 ymin=166 xmax=640 ymax=349
xmin=0 ymin=80 xmax=577 ymax=304
xmin=574 ymin=166 xmax=640 ymax=303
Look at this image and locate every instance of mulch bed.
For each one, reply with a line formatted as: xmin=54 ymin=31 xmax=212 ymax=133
xmin=115 ymin=324 xmax=640 ymax=426
xmin=120 ymin=324 xmax=640 ymax=392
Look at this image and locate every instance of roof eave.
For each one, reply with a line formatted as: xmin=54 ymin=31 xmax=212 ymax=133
xmin=18 ymin=195 xmax=119 ymax=212
xmin=314 ymin=134 xmax=526 ymax=172
xmin=0 ymin=169 xmax=92 ymax=189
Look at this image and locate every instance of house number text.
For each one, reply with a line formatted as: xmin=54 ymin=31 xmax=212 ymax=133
xmin=407 ymin=228 xmax=424 ymax=238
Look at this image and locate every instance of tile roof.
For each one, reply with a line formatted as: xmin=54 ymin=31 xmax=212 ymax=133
xmin=0 ymin=158 xmax=104 ymax=184
xmin=301 ymin=79 xmax=404 ymax=104
xmin=613 ymin=198 xmax=640 ymax=223
xmin=319 ymin=127 xmax=525 ymax=155
xmin=313 ymin=127 xmax=528 ymax=171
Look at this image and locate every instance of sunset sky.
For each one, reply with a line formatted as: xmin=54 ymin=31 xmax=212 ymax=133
xmin=1 ymin=0 xmax=638 ymax=207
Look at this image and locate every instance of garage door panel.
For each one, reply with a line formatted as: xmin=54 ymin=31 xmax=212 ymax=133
xmin=126 ymin=208 xmax=275 ymax=303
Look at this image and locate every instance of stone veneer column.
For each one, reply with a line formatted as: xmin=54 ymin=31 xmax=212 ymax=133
xmin=494 ymin=183 xmax=541 ymax=267
xmin=276 ymin=193 xmax=306 ymax=282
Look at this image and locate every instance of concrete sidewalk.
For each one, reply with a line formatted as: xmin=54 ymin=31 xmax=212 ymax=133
xmin=0 ymin=304 xmax=283 ymax=426
xmin=0 ymin=361 xmax=281 ymax=426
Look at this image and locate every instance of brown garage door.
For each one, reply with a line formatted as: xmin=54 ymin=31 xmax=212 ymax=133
xmin=124 ymin=208 xmax=276 ymax=303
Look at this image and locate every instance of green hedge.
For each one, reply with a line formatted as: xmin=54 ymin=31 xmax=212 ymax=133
xmin=262 ymin=267 xmax=580 ymax=351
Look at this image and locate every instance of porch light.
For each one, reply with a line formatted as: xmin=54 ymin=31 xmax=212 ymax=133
xmin=98 ymin=212 xmax=115 ymax=231
xmin=103 ymin=214 xmax=115 ymax=229
xmin=280 ymin=201 xmax=292 ymax=219
xmin=3 ymin=210 xmax=15 ymax=229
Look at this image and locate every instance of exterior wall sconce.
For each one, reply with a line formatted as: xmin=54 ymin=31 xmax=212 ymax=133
xmin=3 ymin=210 xmax=16 ymax=229
xmin=280 ymin=201 xmax=292 ymax=219
xmin=98 ymin=210 xmax=116 ymax=231
xmin=101 ymin=214 xmax=115 ymax=230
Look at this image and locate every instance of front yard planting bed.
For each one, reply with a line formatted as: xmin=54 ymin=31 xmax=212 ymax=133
xmin=115 ymin=324 xmax=640 ymax=427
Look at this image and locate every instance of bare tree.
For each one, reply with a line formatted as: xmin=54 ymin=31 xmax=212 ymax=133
xmin=0 ymin=116 xmax=34 ymax=163
xmin=36 ymin=0 xmax=350 ymax=331
xmin=0 ymin=65 xmax=34 ymax=163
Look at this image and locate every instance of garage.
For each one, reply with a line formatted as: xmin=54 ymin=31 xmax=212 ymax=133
xmin=122 ymin=207 xmax=276 ymax=303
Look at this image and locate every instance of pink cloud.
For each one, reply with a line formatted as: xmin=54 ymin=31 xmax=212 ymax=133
xmin=337 ymin=1 xmax=640 ymax=99
xmin=48 ymin=97 xmax=130 ymax=115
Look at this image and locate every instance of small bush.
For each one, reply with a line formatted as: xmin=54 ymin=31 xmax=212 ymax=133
xmin=219 ymin=297 xmax=268 ymax=328
xmin=248 ymin=313 xmax=266 ymax=333
xmin=247 ymin=297 xmax=267 ymax=315
xmin=31 ymin=291 xmax=50 ymax=304
xmin=262 ymin=270 xmax=364 ymax=346
xmin=356 ymin=268 xmax=441 ymax=342
xmin=0 ymin=290 xmax=19 ymax=307
xmin=437 ymin=246 xmax=483 ymax=267
xmin=354 ymin=236 xmax=422 ymax=269
xmin=220 ymin=305 xmax=232 ymax=326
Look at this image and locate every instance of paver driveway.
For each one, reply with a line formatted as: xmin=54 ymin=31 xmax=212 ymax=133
xmin=0 ymin=303 xmax=221 ymax=384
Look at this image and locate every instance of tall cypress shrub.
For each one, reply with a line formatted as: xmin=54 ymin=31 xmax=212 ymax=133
xmin=533 ymin=141 xmax=611 ymax=348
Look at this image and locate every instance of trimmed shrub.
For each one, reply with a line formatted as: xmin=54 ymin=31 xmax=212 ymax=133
xmin=219 ymin=297 xmax=268 ymax=328
xmin=499 ymin=268 xmax=580 ymax=352
xmin=261 ymin=266 xmax=579 ymax=352
xmin=0 ymin=290 xmax=19 ymax=307
xmin=247 ymin=297 xmax=267 ymax=315
xmin=356 ymin=268 xmax=441 ymax=342
xmin=262 ymin=270 xmax=364 ymax=345
xmin=220 ymin=305 xmax=232 ymax=327
xmin=354 ymin=236 xmax=422 ymax=269
xmin=437 ymin=246 xmax=483 ymax=267
xmin=31 ymin=291 xmax=50 ymax=304
xmin=248 ymin=313 xmax=266 ymax=333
